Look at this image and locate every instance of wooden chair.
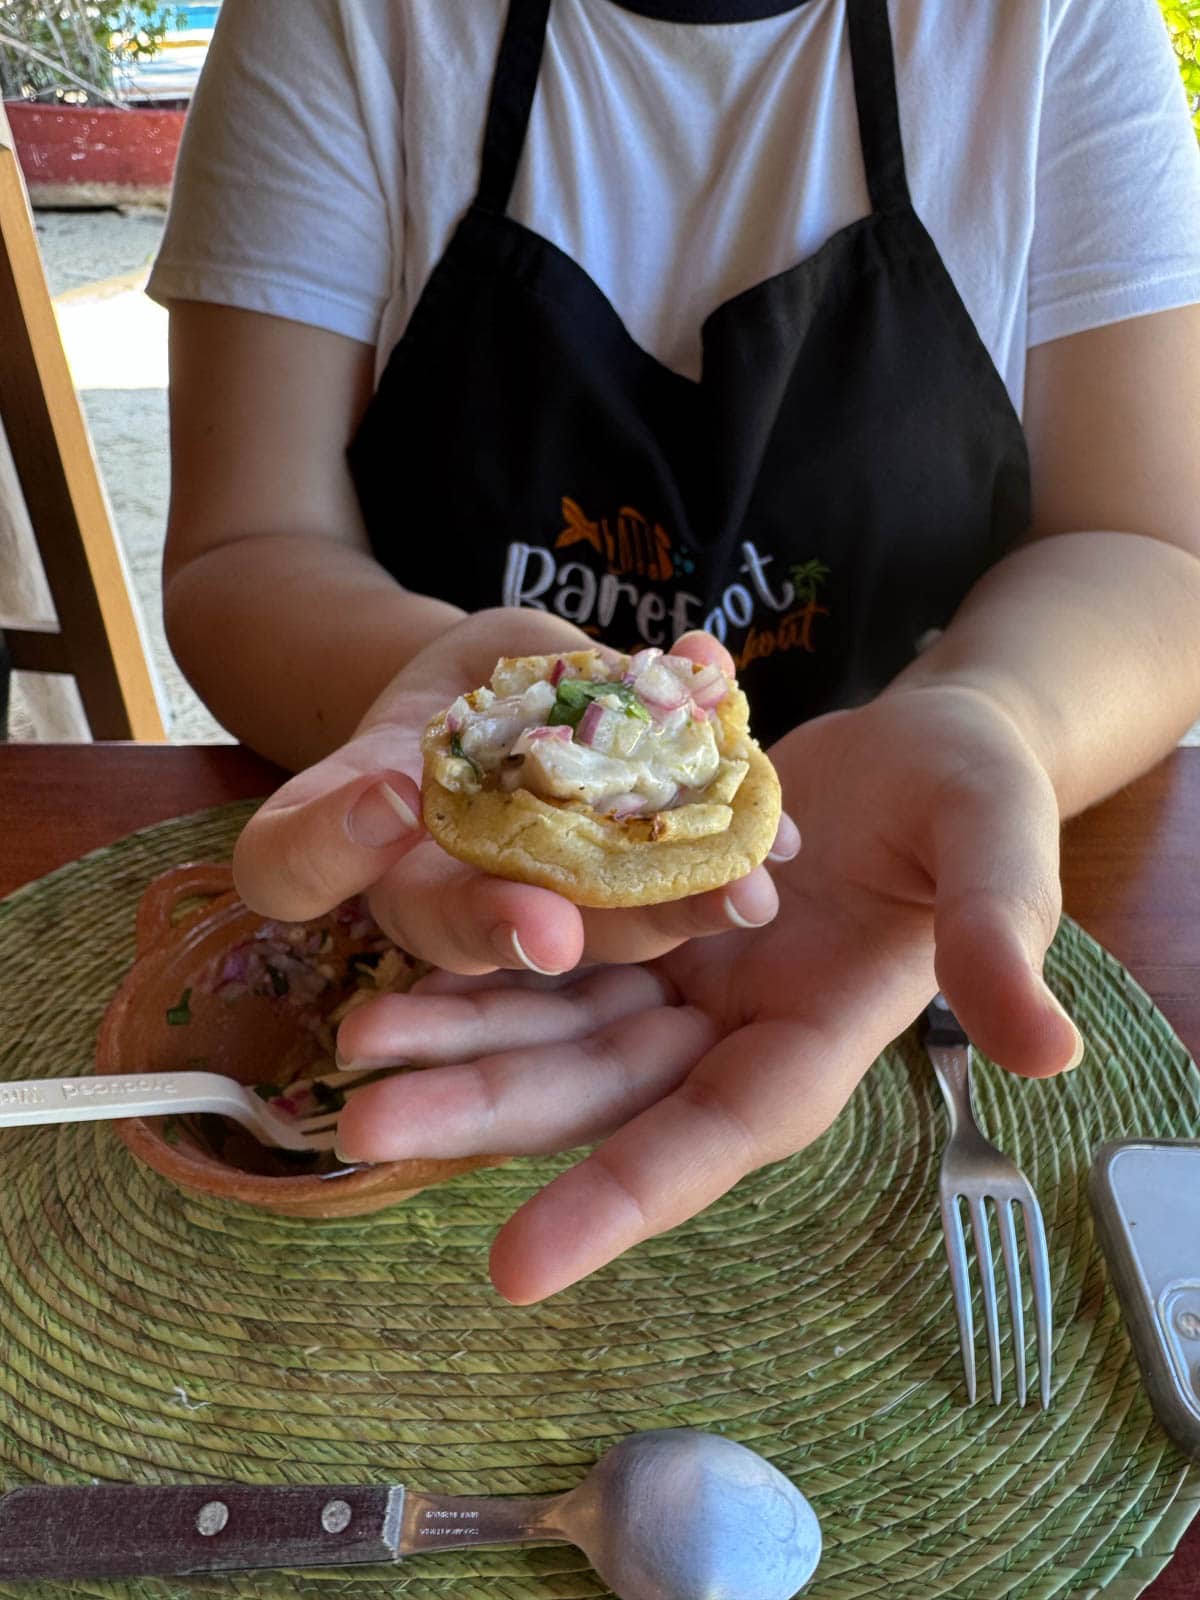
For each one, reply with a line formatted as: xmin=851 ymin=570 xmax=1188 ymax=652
xmin=0 ymin=101 xmax=165 ymax=741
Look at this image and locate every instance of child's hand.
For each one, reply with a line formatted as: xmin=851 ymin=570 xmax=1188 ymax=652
xmin=331 ymin=682 xmax=1082 ymax=1303
xmin=231 ymin=608 xmax=795 ymax=975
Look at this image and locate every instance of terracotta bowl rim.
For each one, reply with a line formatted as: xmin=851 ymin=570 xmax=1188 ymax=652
xmin=94 ymin=862 xmax=500 ymax=1210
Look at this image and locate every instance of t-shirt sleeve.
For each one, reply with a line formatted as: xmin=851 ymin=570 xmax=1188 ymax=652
xmin=146 ymin=0 xmax=395 ymax=345
xmin=1027 ymin=0 xmax=1200 ymax=347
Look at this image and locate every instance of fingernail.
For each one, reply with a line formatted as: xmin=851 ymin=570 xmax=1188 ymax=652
xmin=334 ymin=1050 xmax=360 ymax=1073
xmin=347 ymin=781 xmax=420 ymax=849
xmin=504 ymin=926 xmax=566 ymax=976
xmin=1046 ymin=990 xmax=1085 ymax=1069
xmin=723 ymin=894 xmax=773 ymax=931
xmin=1062 ymin=1020 xmax=1085 ymax=1070
xmin=767 ymin=816 xmax=801 ymax=864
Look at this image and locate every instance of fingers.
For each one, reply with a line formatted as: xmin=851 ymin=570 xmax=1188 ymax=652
xmin=487 ymin=1008 xmax=894 ymax=1303
xmin=930 ymin=754 xmax=1082 ymax=1077
xmin=230 ymin=620 xmax=798 ymax=968
xmin=576 ymin=867 xmax=780 ymax=964
xmin=334 ymin=1001 xmax=719 ymax=1163
xmin=366 ymin=843 xmax=586 ymax=976
xmin=233 ymin=761 xmax=424 ymax=920
xmin=768 ymin=812 xmax=802 ymax=863
xmin=336 ymin=964 xmax=673 ymax=1067
xmin=486 ymin=914 xmax=935 ymax=1303
xmin=669 ymin=630 xmax=736 ymax=677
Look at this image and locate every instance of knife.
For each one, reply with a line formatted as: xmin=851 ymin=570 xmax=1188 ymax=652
xmin=0 ymin=1430 xmax=824 ymax=1596
xmin=0 ymin=1480 xmax=555 ymax=1579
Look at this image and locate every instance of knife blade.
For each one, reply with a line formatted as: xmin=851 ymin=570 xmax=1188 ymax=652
xmin=0 ymin=1483 xmax=405 ymax=1579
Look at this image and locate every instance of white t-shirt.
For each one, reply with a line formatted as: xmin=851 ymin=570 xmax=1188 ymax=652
xmin=148 ymin=0 xmax=1200 ymax=414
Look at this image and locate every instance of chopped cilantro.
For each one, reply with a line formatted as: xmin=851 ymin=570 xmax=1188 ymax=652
xmin=450 ymin=732 xmax=483 ymax=780
xmin=165 ymin=988 xmax=192 ymax=1026
xmin=548 ymin=679 xmax=650 ymax=730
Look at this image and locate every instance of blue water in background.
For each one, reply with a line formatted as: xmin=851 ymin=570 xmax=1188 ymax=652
xmin=171 ymin=3 xmax=221 ymax=30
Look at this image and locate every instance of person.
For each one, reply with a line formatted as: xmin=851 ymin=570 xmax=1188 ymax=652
xmin=148 ymin=0 xmax=1200 ymax=1304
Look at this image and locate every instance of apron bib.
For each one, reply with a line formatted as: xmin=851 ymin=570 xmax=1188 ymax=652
xmin=349 ymin=0 xmax=1030 ymax=747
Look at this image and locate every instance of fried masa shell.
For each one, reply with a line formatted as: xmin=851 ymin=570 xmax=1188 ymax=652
xmin=420 ymin=651 xmax=782 ymax=908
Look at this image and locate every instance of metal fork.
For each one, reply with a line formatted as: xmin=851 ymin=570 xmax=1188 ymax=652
xmin=0 ymin=1069 xmax=345 ymax=1152
xmin=922 ymin=995 xmax=1053 ymax=1407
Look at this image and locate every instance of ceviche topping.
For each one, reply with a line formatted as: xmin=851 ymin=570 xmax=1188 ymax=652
xmin=441 ymin=649 xmax=732 ymax=818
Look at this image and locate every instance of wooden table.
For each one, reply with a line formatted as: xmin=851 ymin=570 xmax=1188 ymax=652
xmin=1 ymin=741 xmax=1197 ymax=1595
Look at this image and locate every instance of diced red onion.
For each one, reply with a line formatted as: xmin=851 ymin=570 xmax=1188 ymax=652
xmin=448 ymin=694 xmax=473 ymax=732
xmin=576 ymin=701 xmax=609 ymax=747
xmin=525 ymin=724 xmax=573 ymax=743
xmin=690 ymin=703 xmax=711 ymax=722
xmin=663 ymin=654 xmax=700 ymax=681
xmin=606 ymin=793 xmax=646 ymax=819
xmin=633 ymin=659 xmax=690 ymax=709
xmin=689 ymin=663 xmax=730 ymax=709
xmin=221 ymin=948 xmax=250 ymax=984
xmin=626 ymin=648 xmax=663 ymax=679
xmin=550 ymin=658 xmax=567 ymax=686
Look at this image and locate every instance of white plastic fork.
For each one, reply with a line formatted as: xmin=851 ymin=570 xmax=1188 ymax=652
xmin=0 ymin=1070 xmax=343 ymax=1152
xmin=923 ymin=994 xmax=1054 ymax=1408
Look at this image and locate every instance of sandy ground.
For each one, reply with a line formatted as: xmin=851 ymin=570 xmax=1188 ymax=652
xmin=7 ymin=208 xmax=1200 ymax=749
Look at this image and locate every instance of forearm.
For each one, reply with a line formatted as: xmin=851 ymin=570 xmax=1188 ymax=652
xmin=890 ymin=530 xmax=1200 ymax=817
xmin=164 ymin=533 xmax=464 ymax=769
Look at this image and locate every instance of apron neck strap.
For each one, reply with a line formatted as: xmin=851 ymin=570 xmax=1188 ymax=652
xmin=846 ymin=0 xmax=911 ymax=215
xmin=475 ymin=0 xmax=910 ymax=218
xmin=476 ymin=0 xmax=554 ymax=214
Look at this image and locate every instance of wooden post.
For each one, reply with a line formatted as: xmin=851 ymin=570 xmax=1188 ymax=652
xmin=0 ymin=102 xmax=165 ymax=741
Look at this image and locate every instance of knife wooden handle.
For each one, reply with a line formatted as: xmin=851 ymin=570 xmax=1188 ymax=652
xmin=0 ymin=1482 xmax=403 ymax=1578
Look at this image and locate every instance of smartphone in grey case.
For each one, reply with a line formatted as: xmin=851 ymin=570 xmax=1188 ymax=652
xmin=1089 ymin=1140 xmax=1200 ymax=1463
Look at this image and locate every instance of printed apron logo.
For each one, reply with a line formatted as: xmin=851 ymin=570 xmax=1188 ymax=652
xmin=556 ymin=497 xmax=680 ymax=583
xmin=502 ymin=496 xmax=830 ymax=669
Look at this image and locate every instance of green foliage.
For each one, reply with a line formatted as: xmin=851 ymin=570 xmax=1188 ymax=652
xmin=0 ymin=2 xmax=184 ymax=102
xmin=1160 ymin=0 xmax=1200 ymax=139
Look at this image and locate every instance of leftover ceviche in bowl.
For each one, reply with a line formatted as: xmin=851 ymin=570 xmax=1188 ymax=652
xmin=421 ymin=648 xmax=781 ymax=906
xmin=96 ymin=862 xmax=507 ymax=1218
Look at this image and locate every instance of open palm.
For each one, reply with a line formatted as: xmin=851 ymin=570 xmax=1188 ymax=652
xmin=336 ymin=683 xmax=1082 ymax=1302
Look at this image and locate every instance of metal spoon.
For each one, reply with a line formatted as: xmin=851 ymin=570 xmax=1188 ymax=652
xmin=467 ymin=1425 xmax=824 ymax=1600
xmin=0 ymin=1428 xmax=823 ymax=1597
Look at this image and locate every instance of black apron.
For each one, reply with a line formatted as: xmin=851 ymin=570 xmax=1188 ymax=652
xmin=349 ymin=0 xmax=1030 ymax=747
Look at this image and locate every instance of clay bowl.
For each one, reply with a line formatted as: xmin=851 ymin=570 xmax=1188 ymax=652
xmin=96 ymin=862 xmax=506 ymax=1219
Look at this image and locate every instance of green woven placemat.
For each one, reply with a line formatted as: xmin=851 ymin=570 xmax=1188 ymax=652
xmin=0 ymin=801 xmax=1198 ymax=1600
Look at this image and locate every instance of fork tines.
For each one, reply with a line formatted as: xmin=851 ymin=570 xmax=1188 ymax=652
xmin=941 ymin=1188 xmax=1053 ymax=1409
xmin=924 ymin=995 xmax=1054 ymax=1409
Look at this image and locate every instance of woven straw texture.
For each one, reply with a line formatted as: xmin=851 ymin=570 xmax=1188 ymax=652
xmin=0 ymin=802 xmax=1198 ymax=1600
